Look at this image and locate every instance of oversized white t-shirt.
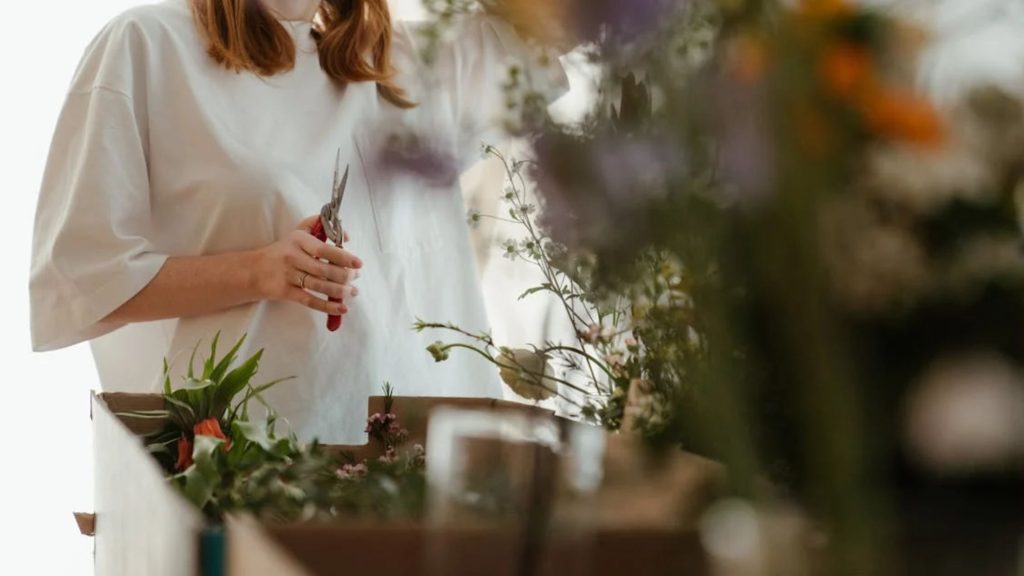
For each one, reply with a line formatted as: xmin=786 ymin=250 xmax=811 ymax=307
xmin=30 ymin=0 xmax=566 ymax=443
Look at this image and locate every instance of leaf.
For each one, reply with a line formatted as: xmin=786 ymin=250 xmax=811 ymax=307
xmin=232 ymin=420 xmax=276 ymax=452
xmin=202 ymin=331 xmax=220 ymax=380
xmin=186 ymin=340 xmax=201 ymax=380
xmin=163 ymin=359 xmax=172 ymax=396
xmin=116 ymin=410 xmax=171 ymax=422
xmin=230 ymin=377 xmax=292 ymax=423
xmin=268 ymin=436 xmax=298 ymax=459
xmin=147 ymin=443 xmax=172 ymax=456
xmin=212 ymin=349 xmax=263 ymax=417
xmin=164 ymin=395 xmax=195 ymax=426
xmin=518 ymin=283 xmax=554 ymax=301
xmin=210 ymin=334 xmax=246 ymax=384
xmin=178 ymin=435 xmax=224 ymax=510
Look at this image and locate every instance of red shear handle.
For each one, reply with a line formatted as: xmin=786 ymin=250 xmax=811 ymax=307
xmin=309 ymin=220 xmax=343 ymax=332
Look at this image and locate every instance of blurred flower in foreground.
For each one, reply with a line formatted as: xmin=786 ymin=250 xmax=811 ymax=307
xmin=534 ymin=129 xmax=686 ymax=250
xmin=699 ymin=498 xmax=817 ymax=576
xmin=369 ymin=132 xmax=460 ymax=188
xmin=906 ymin=354 xmax=1024 ymax=475
xmin=867 ymin=87 xmax=1024 ymax=214
xmin=818 ymin=195 xmax=930 ymax=316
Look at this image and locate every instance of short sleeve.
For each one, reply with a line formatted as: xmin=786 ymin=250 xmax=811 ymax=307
xmin=404 ymin=15 xmax=570 ymax=171
xmin=29 ymin=17 xmax=167 ymax=352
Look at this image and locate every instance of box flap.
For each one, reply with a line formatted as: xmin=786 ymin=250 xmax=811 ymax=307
xmin=93 ymin=393 xmax=205 ymax=576
xmin=73 ymin=512 xmax=96 ymax=537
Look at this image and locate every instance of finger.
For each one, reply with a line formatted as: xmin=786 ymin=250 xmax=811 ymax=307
xmin=295 ymin=258 xmax=358 ymax=286
xmin=288 ymin=288 xmax=348 ymax=315
xmin=299 ymin=235 xmax=363 ymax=269
xmin=303 ymin=277 xmax=360 ymax=300
xmin=296 ymin=215 xmax=321 ymax=233
xmin=343 ymin=230 xmax=351 ymax=243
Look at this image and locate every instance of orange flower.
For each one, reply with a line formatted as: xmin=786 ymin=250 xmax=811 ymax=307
xmin=175 ymin=435 xmax=193 ymax=471
xmin=820 ymin=42 xmax=873 ymax=99
xmin=861 ymin=88 xmax=946 ymax=149
xmin=194 ymin=418 xmax=231 ymax=449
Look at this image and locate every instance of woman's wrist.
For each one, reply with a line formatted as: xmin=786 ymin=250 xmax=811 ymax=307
xmin=237 ymin=248 xmax=268 ymax=303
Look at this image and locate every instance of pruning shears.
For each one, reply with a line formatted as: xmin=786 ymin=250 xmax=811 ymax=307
xmin=309 ymin=149 xmax=349 ymax=332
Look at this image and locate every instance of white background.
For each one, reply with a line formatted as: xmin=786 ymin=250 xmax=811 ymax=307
xmin=0 ymin=1 xmax=1021 ymax=575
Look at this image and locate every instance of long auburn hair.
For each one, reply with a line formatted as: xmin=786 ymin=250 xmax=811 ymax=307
xmin=190 ymin=0 xmax=414 ymax=108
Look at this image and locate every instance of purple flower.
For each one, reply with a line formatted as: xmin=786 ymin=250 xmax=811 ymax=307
xmin=534 ymin=129 xmax=686 ymax=251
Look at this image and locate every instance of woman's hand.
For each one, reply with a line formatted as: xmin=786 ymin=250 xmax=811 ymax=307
xmin=253 ymin=216 xmax=363 ymax=315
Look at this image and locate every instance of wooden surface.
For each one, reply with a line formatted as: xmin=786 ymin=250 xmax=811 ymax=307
xmin=93 ymin=393 xmax=205 ymax=576
xmin=256 ymin=521 xmax=709 ymax=576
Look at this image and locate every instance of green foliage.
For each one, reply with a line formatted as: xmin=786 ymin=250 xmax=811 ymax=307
xmin=130 ymin=357 xmax=428 ymax=524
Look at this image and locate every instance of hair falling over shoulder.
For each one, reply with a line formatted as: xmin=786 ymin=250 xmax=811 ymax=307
xmin=190 ymin=0 xmax=415 ymax=108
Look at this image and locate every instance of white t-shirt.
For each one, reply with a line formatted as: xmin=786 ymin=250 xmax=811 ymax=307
xmin=30 ymin=0 xmax=566 ymax=443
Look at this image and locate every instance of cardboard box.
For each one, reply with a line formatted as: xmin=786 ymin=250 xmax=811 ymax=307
xmin=89 ymin=392 xmax=717 ymax=576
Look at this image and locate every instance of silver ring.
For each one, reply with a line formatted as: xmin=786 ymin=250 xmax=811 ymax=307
xmin=298 ymin=272 xmax=310 ymax=290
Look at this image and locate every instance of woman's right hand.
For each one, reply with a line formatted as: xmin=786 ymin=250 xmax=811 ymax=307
xmin=252 ymin=216 xmax=363 ymax=315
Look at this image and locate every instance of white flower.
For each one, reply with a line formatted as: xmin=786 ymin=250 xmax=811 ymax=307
xmin=604 ymin=352 xmax=625 ymax=368
xmin=580 ymin=324 xmax=601 ymax=343
xmin=497 ymin=348 xmax=558 ymax=401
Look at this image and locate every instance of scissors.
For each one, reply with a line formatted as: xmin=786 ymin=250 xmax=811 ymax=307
xmin=309 ymin=149 xmax=349 ymax=332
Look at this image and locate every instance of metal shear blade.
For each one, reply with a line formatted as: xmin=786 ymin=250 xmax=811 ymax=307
xmin=322 ymin=149 xmax=349 ymax=246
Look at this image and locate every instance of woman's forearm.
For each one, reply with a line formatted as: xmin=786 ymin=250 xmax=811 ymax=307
xmin=102 ymin=250 xmax=265 ymax=324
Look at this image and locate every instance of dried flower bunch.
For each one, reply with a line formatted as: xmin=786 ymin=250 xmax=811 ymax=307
xmin=418 ymin=145 xmax=701 ymax=440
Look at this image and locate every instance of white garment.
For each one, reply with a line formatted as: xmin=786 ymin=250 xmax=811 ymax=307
xmin=30 ymin=0 xmax=566 ymax=443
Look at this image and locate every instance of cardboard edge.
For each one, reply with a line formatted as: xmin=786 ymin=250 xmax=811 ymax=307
xmin=226 ymin=515 xmax=313 ymax=576
xmin=92 ymin=392 xmax=207 ymax=576
xmin=74 ymin=512 xmax=96 ymax=537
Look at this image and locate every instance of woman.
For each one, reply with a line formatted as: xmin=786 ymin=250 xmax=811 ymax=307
xmin=29 ymin=0 xmax=567 ymax=443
